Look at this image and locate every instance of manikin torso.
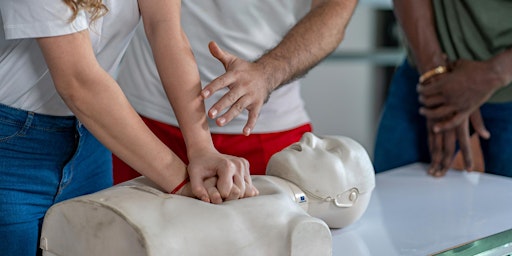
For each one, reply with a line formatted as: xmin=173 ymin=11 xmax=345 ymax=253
xmin=40 ymin=176 xmax=332 ymax=256
xmin=40 ymin=133 xmax=375 ymax=256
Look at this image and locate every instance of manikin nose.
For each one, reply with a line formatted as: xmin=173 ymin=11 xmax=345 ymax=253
xmin=301 ymin=132 xmax=318 ymax=147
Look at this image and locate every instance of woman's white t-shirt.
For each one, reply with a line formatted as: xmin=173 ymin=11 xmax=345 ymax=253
xmin=117 ymin=0 xmax=312 ymax=134
xmin=0 ymin=0 xmax=140 ymax=116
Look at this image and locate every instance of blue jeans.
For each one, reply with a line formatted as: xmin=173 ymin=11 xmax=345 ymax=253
xmin=374 ymin=59 xmax=512 ymax=177
xmin=0 ymin=104 xmax=112 ymax=256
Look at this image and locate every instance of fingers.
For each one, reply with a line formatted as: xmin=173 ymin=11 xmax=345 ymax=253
xmin=428 ymin=131 xmax=452 ymax=177
xmin=216 ymin=161 xmax=236 ymax=199
xmin=223 ymin=185 xmax=241 ymax=201
xmin=243 ymin=106 xmax=260 ymax=136
xmin=456 ymin=121 xmax=473 ymax=171
xmin=469 ymin=110 xmax=490 ymax=139
xmin=206 ymin=185 xmax=223 ymax=204
xmin=417 ymin=81 xmax=442 ymax=97
xmin=418 ymin=94 xmax=445 ymax=108
xmin=231 ymin=170 xmax=246 ymax=199
xmin=427 ymin=125 xmax=456 ymax=177
xmin=200 ymin=177 xmax=223 ymax=204
xmin=243 ymin=176 xmax=259 ymax=198
xmin=201 ymin=41 xmax=235 ymax=99
xmin=203 ymin=73 xmax=235 ymax=101
xmin=419 ymin=105 xmax=456 ymax=120
xmin=428 ymin=131 xmax=443 ymax=176
xmin=429 ymin=112 xmax=466 ymax=133
xmin=212 ymin=92 xmax=252 ymax=126
xmin=428 ymin=117 xmax=474 ymax=177
xmin=189 ymin=174 xmax=212 ymax=203
xmin=209 ymin=89 xmax=262 ymax=134
xmin=440 ymin=130 xmax=456 ymax=176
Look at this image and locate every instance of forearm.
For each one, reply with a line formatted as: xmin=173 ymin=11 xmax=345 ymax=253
xmin=256 ymin=0 xmax=357 ymax=90
xmin=144 ymin=20 xmax=215 ymax=157
xmin=37 ymin=34 xmax=187 ymax=193
xmin=393 ymin=0 xmax=445 ymax=73
xmin=60 ymin=71 xmax=187 ymax=192
xmin=67 ymin=73 xmax=187 ymax=186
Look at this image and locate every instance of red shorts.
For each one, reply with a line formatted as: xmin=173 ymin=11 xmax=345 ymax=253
xmin=113 ymin=116 xmax=312 ymax=184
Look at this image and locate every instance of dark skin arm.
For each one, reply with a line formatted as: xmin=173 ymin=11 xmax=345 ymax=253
xmin=417 ymin=49 xmax=512 ymax=173
xmin=418 ymin=49 xmax=512 ymax=129
xmin=393 ymin=0 xmax=489 ymax=177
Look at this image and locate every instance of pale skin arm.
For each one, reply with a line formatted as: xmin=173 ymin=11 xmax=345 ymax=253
xmin=394 ymin=0 xmax=490 ymax=176
xmin=201 ymin=0 xmax=358 ymax=135
xmin=36 ymin=1 xmax=254 ymax=203
xmin=37 ymin=31 xmax=192 ymax=197
xmin=138 ymin=0 xmax=257 ymax=202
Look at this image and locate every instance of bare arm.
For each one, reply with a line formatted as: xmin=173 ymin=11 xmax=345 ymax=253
xmin=37 ymin=31 xmax=188 ymax=195
xmin=393 ymin=0 xmax=446 ymax=73
xmin=393 ymin=0 xmax=492 ymax=176
xmin=138 ymin=0 xmax=257 ymax=201
xmin=255 ymin=0 xmax=358 ymax=88
xmin=202 ymin=0 xmax=358 ymax=135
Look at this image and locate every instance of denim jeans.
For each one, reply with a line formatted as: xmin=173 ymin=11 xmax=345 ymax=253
xmin=0 ymin=104 xmax=112 ymax=256
xmin=374 ymin=59 xmax=512 ymax=177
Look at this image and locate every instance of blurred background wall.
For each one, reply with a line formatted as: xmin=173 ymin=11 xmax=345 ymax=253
xmin=301 ymin=0 xmax=403 ymax=159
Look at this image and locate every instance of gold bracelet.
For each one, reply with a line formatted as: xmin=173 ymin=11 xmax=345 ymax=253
xmin=419 ymin=65 xmax=448 ymax=83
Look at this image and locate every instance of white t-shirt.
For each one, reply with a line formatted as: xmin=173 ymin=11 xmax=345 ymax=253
xmin=117 ymin=0 xmax=312 ymax=134
xmin=0 ymin=0 xmax=140 ymax=116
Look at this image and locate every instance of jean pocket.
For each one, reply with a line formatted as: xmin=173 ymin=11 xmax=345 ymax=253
xmin=0 ymin=119 xmax=26 ymax=143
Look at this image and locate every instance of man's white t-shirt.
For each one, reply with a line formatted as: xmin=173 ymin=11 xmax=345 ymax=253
xmin=117 ymin=0 xmax=312 ymax=134
xmin=0 ymin=0 xmax=140 ymax=116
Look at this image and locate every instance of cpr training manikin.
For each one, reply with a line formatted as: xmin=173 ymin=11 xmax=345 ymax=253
xmin=40 ymin=132 xmax=375 ymax=256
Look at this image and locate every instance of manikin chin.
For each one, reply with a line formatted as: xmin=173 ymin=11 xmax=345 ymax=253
xmin=40 ymin=132 xmax=375 ymax=256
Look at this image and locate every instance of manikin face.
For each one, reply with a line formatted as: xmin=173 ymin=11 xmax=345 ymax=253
xmin=266 ymin=132 xmax=375 ymax=228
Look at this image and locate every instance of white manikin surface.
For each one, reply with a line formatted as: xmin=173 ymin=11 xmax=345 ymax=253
xmin=40 ymin=132 xmax=375 ymax=256
xmin=267 ymin=132 xmax=375 ymax=228
xmin=40 ymin=176 xmax=332 ymax=256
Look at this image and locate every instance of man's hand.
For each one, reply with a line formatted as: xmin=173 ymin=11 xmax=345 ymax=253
xmin=426 ymin=110 xmax=489 ymax=177
xmin=201 ymin=41 xmax=273 ymax=136
xmin=186 ymin=149 xmax=259 ymax=204
xmin=426 ymin=118 xmax=469 ymax=177
xmin=418 ymin=59 xmax=502 ymax=132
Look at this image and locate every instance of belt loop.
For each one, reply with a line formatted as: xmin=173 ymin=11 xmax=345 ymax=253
xmin=19 ymin=112 xmax=35 ymax=136
xmin=76 ymin=119 xmax=84 ymax=136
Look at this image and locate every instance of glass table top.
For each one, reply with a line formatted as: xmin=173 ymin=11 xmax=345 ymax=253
xmin=434 ymin=228 xmax=512 ymax=256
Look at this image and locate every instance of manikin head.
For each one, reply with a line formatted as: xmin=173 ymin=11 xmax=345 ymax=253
xmin=266 ymin=132 xmax=375 ymax=228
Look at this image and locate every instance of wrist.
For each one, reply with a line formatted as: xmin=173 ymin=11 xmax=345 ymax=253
xmin=489 ymin=53 xmax=512 ymax=89
xmin=186 ymin=143 xmax=217 ymax=159
xmin=182 ymin=130 xmax=216 ymax=158
xmin=416 ymin=53 xmax=447 ymax=74
xmin=254 ymin=57 xmax=287 ymax=91
xmin=171 ymin=176 xmax=190 ymax=194
xmin=419 ymin=65 xmax=448 ymax=84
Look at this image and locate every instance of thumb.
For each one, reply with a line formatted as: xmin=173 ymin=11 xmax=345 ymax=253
xmin=208 ymin=41 xmax=234 ymax=70
xmin=188 ymin=170 xmax=211 ymax=203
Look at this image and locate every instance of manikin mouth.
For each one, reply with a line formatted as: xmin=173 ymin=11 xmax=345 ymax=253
xmin=289 ymin=143 xmax=302 ymax=152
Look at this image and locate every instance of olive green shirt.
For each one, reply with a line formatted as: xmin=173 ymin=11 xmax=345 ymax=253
xmin=433 ymin=0 xmax=512 ymax=102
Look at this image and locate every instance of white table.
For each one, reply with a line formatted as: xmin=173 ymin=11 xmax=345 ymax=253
xmin=332 ymin=163 xmax=512 ymax=255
